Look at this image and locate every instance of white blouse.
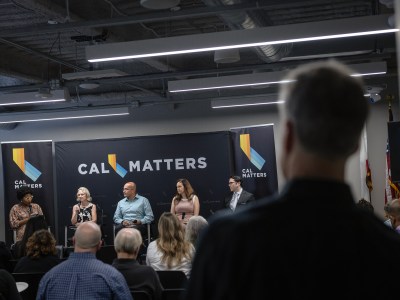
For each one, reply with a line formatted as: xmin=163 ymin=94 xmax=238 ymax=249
xmin=146 ymin=240 xmax=194 ymax=277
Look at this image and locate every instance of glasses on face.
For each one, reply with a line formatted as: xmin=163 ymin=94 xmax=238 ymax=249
xmin=228 ymin=181 xmax=236 ymax=185
xmin=24 ymin=195 xmax=33 ymax=199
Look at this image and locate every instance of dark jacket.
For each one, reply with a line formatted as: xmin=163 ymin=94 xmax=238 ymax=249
xmin=112 ymin=258 xmax=163 ymax=300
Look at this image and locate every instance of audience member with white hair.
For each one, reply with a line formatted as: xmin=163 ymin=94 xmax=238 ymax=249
xmin=185 ymin=215 xmax=208 ymax=249
xmin=113 ymin=228 xmax=163 ymax=300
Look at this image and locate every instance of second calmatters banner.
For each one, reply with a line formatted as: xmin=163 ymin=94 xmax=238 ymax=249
xmin=231 ymin=125 xmax=278 ymax=199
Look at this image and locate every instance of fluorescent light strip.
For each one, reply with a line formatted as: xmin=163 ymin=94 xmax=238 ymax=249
xmin=89 ymin=29 xmax=398 ymax=62
xmin=211 ymin=94 xmax=284 ymax=109
xmin=1 ymin=140 xmax=52 ymax=144
xmin=212 ymin=100 xmax=284 ymax=109
xmin=0 ymin=89 xmax=68 ymax=106
xmin=169 ymin=61 xmax=387 ymax=93
xmin=171 ymin=80 xmax=293 ymax=93
xmin=351 ymin=71 xmax=387 ymax=77
xmin=86 ymin=15 xmax=398 ymax=63
xmin=0 ymin=107 xmax=129 ymax=124
xmin=0 ymin=99 xmax=65 ymax=106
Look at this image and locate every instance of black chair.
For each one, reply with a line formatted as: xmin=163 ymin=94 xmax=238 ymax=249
xmin=12 ymin=272 xmax=45 ymax=300
xmin=131 ymin=290 xmax=152 ymax=300
xmin=156 ymin=270 xmax=187 ymax=289
xmin=162 ymin=288 xmax=185 ymax=300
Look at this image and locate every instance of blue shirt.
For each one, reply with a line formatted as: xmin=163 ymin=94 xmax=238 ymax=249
xmin=36 ymin=252 xmax=132 ymax=300
xmin=113 ymin=194 xmax=154 ymax=225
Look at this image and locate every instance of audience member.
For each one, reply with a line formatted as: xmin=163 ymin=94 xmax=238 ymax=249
xmin=71 ymin=187 xmax=97 ymax=226
xmin=12 ymin=214 xmax=48 ymax=259
xmin=0 ymin=269 xmax=22 ymax=300
xmin=37 ymin=222 xmax=132 ymax=299
xmin=112 ymin=228 xmax=163 ymax=300
xmin=0 ymin=241 xmax=12 ymax=272
xmin=185 ymin=216 xmax=208 ymax=249
xmin=185 ymin=60 xmax=400 ymax=300
xmin=384 ymin=198 xmax=400 ymax=233
xmin=9 ymin=186 xmax=43 ymax=242
xmin=14 ymin=229 xmax=59 ymax=273
xmin=384 ymin=201 xmax=393 ymax=227
xmin=146 ymin=212 xmax=194 ymax=277
xmin=170 ymin=178 xmax=200 ymax=226
xmin=114 ymin=182 xmax=154 ymax=237
xmin=356 ymin=198 xmax=374 ymax=213
xmin=224 ymin=175 xmax=255 ymax=212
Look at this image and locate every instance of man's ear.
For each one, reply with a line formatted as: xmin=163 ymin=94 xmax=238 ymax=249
xmin=283 ymin=120 xmax=295 ymax=155
xmin=72 ymin=236 xmax=76 ymax=246
xmin=97 ymin=239 xmax=103 ymax=250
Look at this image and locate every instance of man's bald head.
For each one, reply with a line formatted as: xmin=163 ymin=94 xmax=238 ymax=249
xmin=73 ymin=221 xmax=102 ymax=252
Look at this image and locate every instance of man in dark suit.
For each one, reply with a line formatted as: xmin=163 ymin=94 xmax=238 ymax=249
xmin=224 ymin=176 xmax=255 ymax=212
xmin=185 ymin=60 xmax=400 ymax=300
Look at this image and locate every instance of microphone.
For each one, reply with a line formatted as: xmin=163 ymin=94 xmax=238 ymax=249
xmin=182 ymin=212 xmax=186 ymax=220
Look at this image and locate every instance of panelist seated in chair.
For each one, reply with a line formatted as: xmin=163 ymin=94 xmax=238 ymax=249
xmin=113 ymin=182 xmax=154 ymax=236
xmin=71 ymin=187 xmax=97 ymax=227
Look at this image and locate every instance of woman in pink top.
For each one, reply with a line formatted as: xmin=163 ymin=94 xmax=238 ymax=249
xmin=170 ymin=178 xmax=200 ymax=226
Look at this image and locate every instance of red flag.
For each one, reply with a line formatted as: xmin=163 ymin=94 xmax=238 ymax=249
xmin=366 ymin=160 xmax=373 ymax=192
xmin=385 ymin=98 xmax=400 ymax=203
xmin=385 ymin=143 xmax=400 ymax=203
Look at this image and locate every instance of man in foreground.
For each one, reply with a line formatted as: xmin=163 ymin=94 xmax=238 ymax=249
xmin=185 ymin=60 xmax=400 ymax=299
xmin=37 ymin=222 xmax=131 ymax=299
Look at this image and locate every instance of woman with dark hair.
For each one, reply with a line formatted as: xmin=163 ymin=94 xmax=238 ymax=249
xmin=170 ymin=179 xmax=200 ymax=226
xmin=14 ymin=229 xmax=59 ymax=273
xmin=146 ymin=212 xmax=194 ymax=277
xmin=12 ymin=215 xmax=48 ymax=259
xmin=9 ymin=186 xmax=43 ymax=242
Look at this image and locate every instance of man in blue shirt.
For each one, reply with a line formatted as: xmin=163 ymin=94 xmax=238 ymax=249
xmin=113 ymin=182 xmax=154 ymax=236
xmin=37 ymin=221 xmax=132 ymax=299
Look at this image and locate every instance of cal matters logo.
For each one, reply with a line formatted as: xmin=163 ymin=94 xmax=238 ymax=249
xmin=108 ymin=154 xmax=127 ymax=178
xmin=13 ymin=148 xmax=42 ymax=182
xmin=240 ymin=134 xmax=265 ymax=170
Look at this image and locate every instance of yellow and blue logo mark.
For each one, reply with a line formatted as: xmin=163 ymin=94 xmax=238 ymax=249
xmin=12 ymin=148 xmax=42 ymax=182
xmin=108 ymin=154 xmax=127 ymax=177
xmin=240 ymin=134 xmax=265 ymax=170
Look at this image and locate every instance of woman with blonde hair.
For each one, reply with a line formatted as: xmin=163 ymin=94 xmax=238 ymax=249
xmin=146 ymin=212 xmax=194 ymax=277
xmin=170 ymin=178 xmax=200 ymax=226
xmin=71 ymin=187 xmax=97 ymax=226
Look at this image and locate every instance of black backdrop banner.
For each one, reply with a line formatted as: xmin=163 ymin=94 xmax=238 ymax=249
xmin=55 ymin=131 xmax=232 ymax=245
xmin=1 ymin=141 xmax=55 ymax=245
xmin=231 ymin=125 xmax=278 ymax=199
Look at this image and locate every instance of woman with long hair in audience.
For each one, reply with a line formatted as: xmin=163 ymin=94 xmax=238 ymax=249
xmin=14 ymin=229 xmax=59 ymax=273
xmin=146 ymin=212 xmax=194 ymax=277
xmin=71 ymin=187 xmax=97 ymax=226
xmin=12 ymin=214 xmax=48 ymax=259
xmin=170 ymin=179 xmax=200 ymax=226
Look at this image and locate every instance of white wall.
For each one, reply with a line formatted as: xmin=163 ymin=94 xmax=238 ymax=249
xmin=0 ymin=100 xmax=395 ymax=240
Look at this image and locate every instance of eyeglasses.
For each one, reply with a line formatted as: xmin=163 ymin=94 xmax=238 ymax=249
xmin=228 ymin=182 xmax=236 ymax=185
xmin=24 ymin=195 xmax=33 ymax=199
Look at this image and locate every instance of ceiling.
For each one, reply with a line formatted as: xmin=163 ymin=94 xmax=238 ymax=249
xmin=0 ymin=0 xmax=397 ymax=126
